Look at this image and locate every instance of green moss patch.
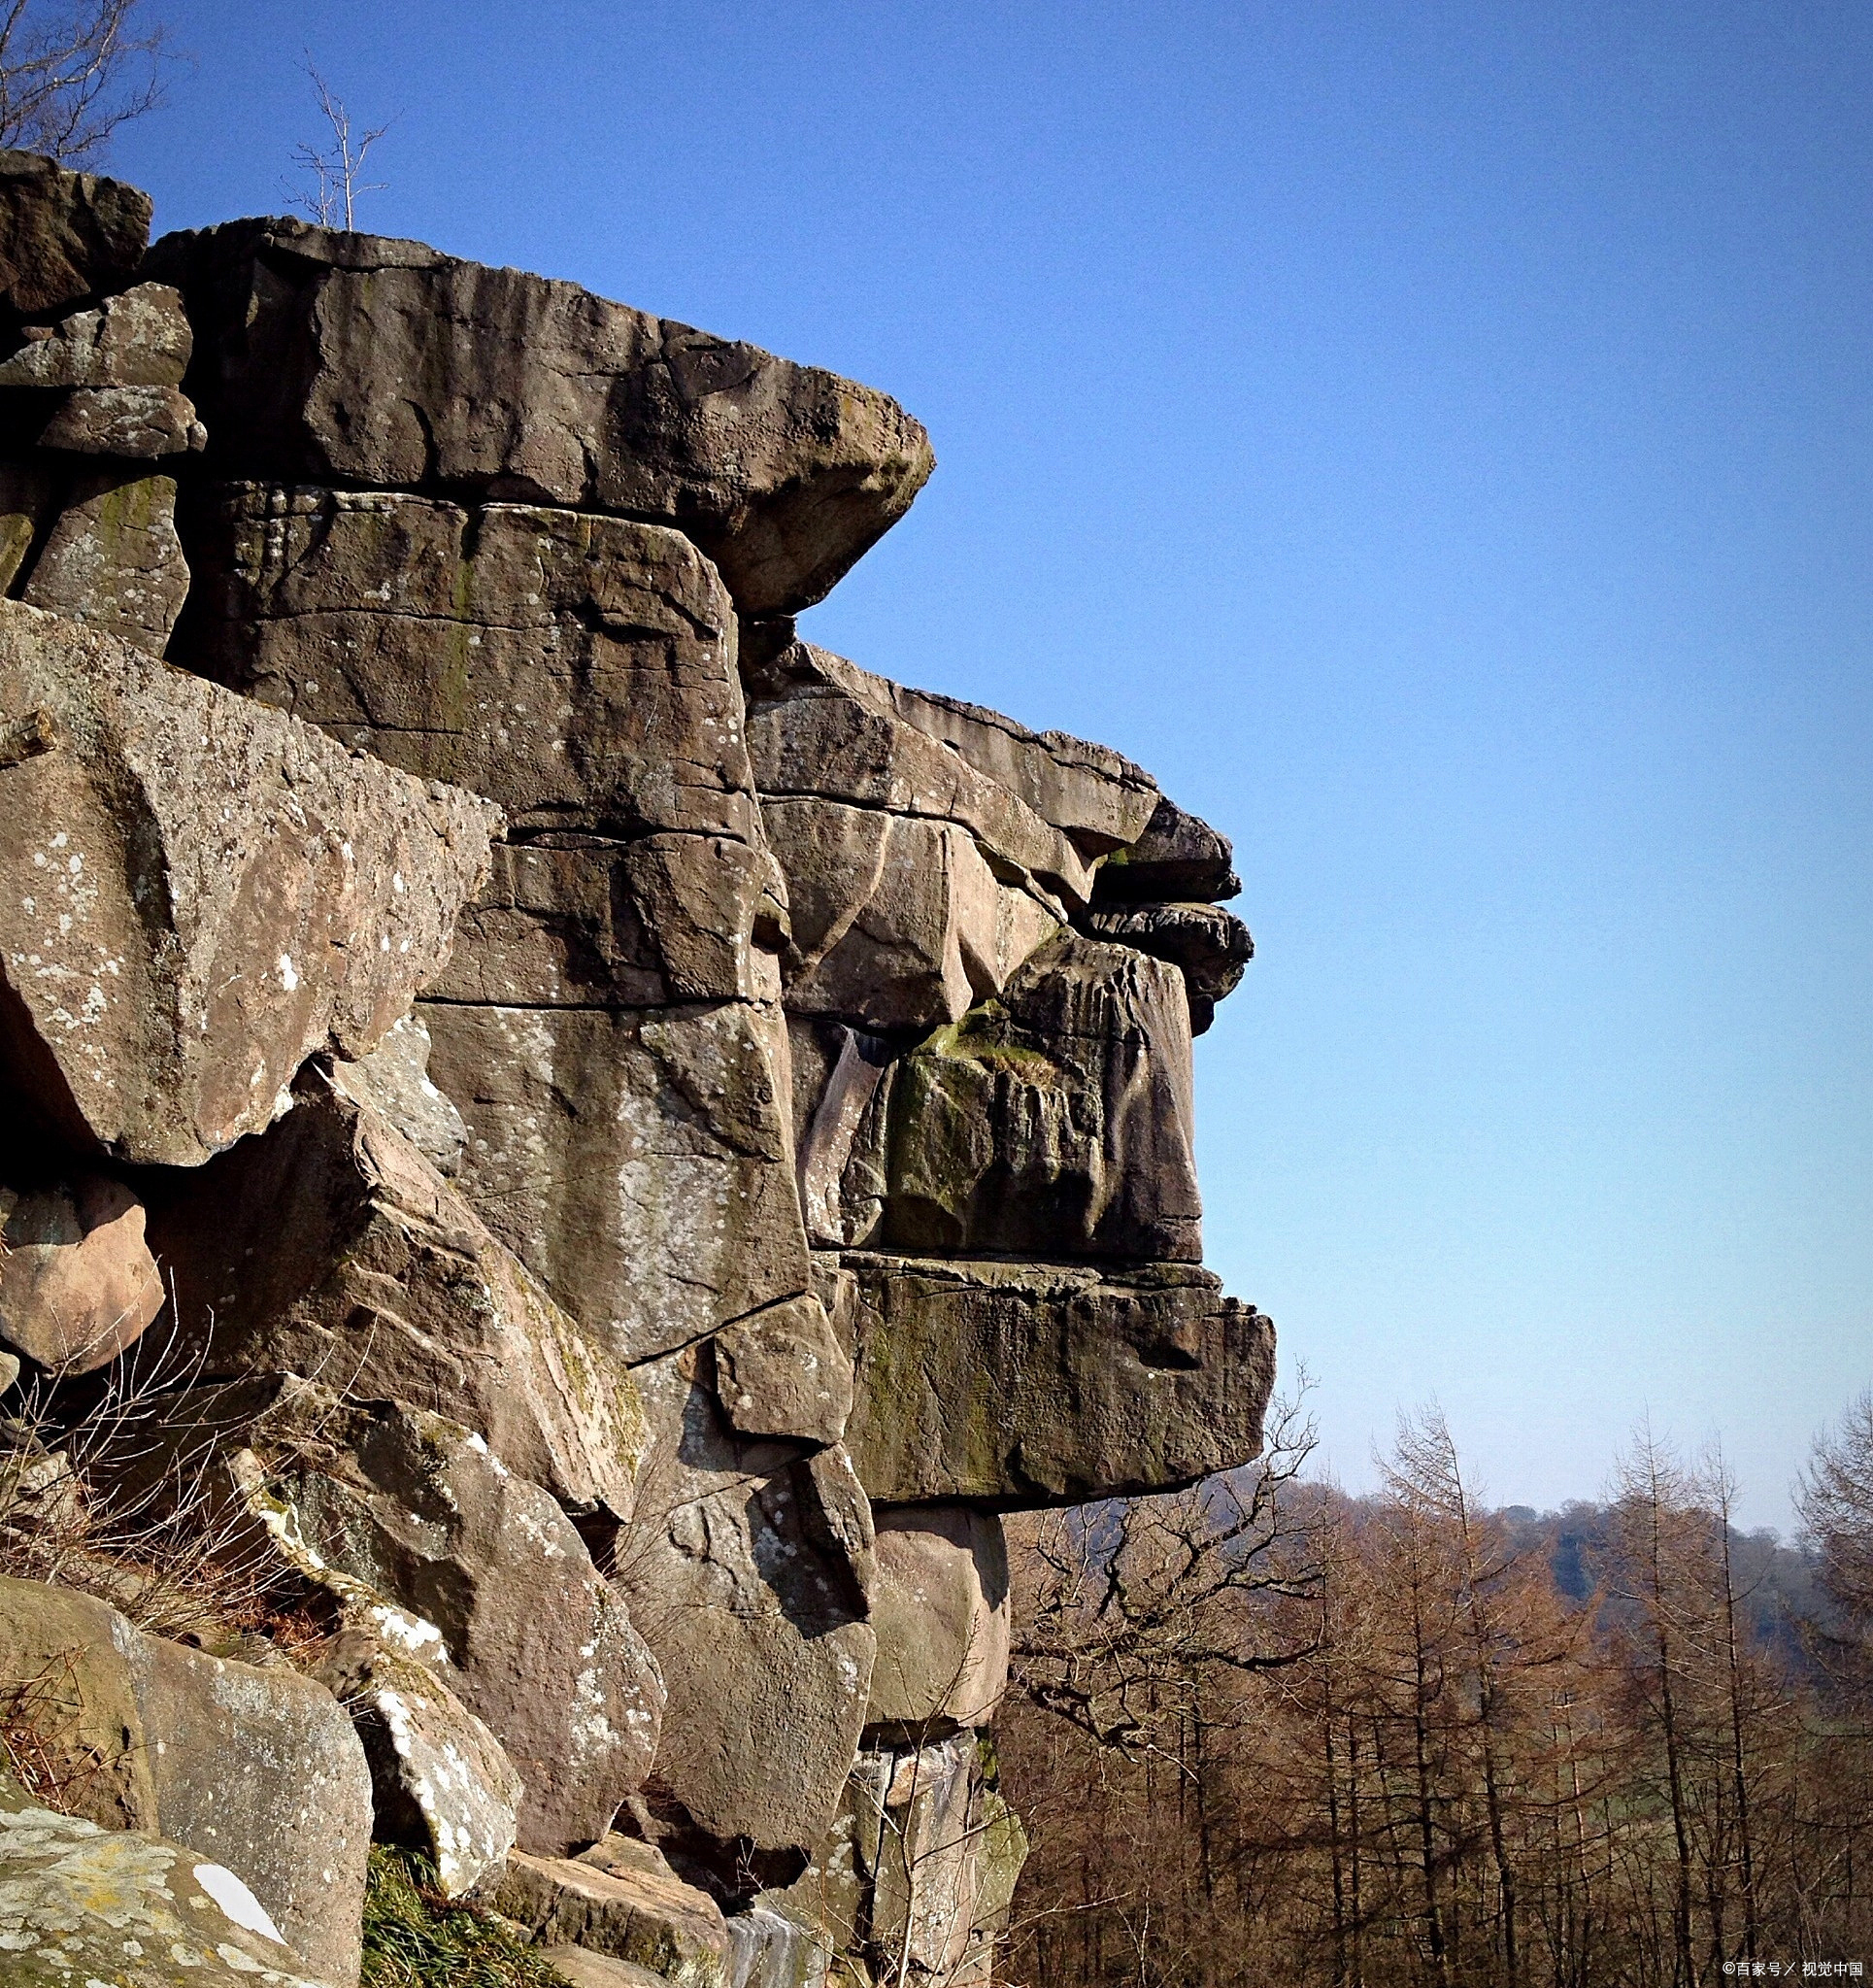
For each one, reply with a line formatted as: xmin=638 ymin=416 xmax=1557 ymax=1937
xmin=361 ymin=1845 xmax=563 ymax=1988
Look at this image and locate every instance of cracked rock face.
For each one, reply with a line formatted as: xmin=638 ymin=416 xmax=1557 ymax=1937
xmin=0 ymin=162 xmax=1273 ymax=1988
xmin=0 ymin=600 xmax=500 ymax=1165
xmin=146 ymin=219 xmax=934 ymax=615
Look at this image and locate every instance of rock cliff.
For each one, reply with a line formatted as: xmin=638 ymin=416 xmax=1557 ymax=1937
xmin=0 ymin=150 xmax=1272 ymax=1988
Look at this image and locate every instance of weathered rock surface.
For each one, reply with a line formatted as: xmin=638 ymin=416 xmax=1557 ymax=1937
xmin=38 ymin=382 xmax=204 ymax=456
xmin=880 ymin=932 xmax=1202 ymax=1264
xmin=746 ymin=642 xmax=1095 ymax=907
xmin=1083 ymin=898 xmax=1253 ymax=1031
xmin=0 ymin=457 xmax=50 ymax=588
xmin=761 ymin=798 xmax=1058 ymax=1035
xmin=0 ymin=1782 xmax=343 ymax=1988
xmin=615 ymin=1354 xmax=875 ymax=1855
xmin=867 ymin=1509 xmax=1010 ymax=1735
xmin=19 ymin=468 xmax=188 ymax=652
xmin=0 ymin=1573 xmax=372 ymax=1983
xmin=0 ymin=600 xmax=500 ymax=1164
xmin=311 ymin=1628 xmax=522 ymax=1898
xmin=430 ymin=832 xmax=786 ymax=1009
xmin=491 ymin=1836 xmax=732 ymax=1988
xmin=184 ymin=1386 xmax=665 ymax=1856
xmin=327 ymin=1009 xmax=468 ymax=1176
xmin=182 ymin=487 xmax=760 ymax=843
xmin=1091 ymin=792 xmax=1240 ymax=904
xmin=0 ymin=151 xmax=151 ymax=320
xmin=832 ymin=1253 xmax=1276 ymax=1505
xmin=147 ymin=220 xmax=932 ymax=614
xmin=763 ymin=641 xmax=1159 ymax=856
xmin=0 ymin=1172 xmax=163 ymax=1371
xmin=0 ymin=280 xmax=192 ymax=387
xmin=422 ymin=999 xmax=811 ymax=1366
xmin=714 ymin=1294 xmax=853 ymax=1445
xmin=147 ymin=1061 xmax=644 ymax=1513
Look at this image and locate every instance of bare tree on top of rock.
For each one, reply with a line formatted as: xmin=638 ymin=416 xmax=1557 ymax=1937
xmin=0 ymin=0 xmax=170 ymax=161
xmin=287 ymin=58 xmax=386 ymax=229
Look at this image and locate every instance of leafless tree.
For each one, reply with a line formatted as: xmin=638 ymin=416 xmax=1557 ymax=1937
xmin=0 ymin=0 xmax=170 ymax=161
xmin=288 ymin=57 xmax=387 ymax=229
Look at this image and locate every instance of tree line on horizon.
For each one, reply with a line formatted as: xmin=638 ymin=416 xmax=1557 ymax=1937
xmin=996 ymin=1393 xmax=1873 ymax=1988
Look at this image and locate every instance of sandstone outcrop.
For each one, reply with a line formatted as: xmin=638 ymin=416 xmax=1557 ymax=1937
xmin=0 ymin=152 xmax=1273 ymax=1988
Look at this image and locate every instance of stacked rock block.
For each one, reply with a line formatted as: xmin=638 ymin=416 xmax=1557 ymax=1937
xmin=0 ymin=151 xmax=1271 ymax=1988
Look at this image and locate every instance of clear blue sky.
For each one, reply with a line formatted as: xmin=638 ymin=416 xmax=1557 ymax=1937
xmin=109 ymin=1 xmax=1871 ymax=1529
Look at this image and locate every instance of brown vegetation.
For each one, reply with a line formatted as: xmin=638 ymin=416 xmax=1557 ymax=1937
xmin=1000 ymin=1398 xmax=1873 ymax=1988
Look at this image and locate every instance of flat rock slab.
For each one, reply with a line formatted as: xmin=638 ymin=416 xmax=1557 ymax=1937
xmin=491 ymin=1837 xmax=732 ymax=1988
xmin=0 ymin=1573 xmax=371 ymax=1983
xmin=148 ymin=1061 xmax=647 ymax=1515
xmin=147 ymin=219 xmax=933 ymax=615
xmin=0 ymin=599 xmax=500 ymax=1165
xmin=827 ymin=1251 xmax=1276 ymax=1506
xmin=0 ymin=150 xmax=151 ymax=320
xmin=0 ymin=281 xmax=192 ymax=387
xmin=423 ymin=998 xmax=811 ymax=1366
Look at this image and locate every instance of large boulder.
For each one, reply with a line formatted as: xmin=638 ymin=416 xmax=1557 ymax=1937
xmin=0 ymin=1172 xmax=163 ymax=1371
xmin=0 ymin=599 xmax=499 ymax=1165
xmin=0 ymin=280 xmax=192 ymax=387
xmin=141 ymin=1382 xmax=667 ymax=1858
xmin=147 ymin=1061 xmax=645 ymax=1516
xmin=1091 ymin=792 xmax=1240 ymax=904
xmin=1082 ymin=898 xmax=1252 ymax=1032
xmin=490 ymin=1836 xmax=733 ymax=1988
xmin=615 ymin=1352 xmax=875 ymax=1856
xmin=0 ymin=1573 xmax=372 ymax=1983
xmin=0 ymin=1783 xmax=343 ymax=1987
xmin=878 ymin=931 xmax=1203 ymax=1264
xmin=421 ymin=998 xmax=811 ymax=1367
xmin=145 ymin=220 xmax=933 ymax=615
xmin=180 ymin=488 xmax=762 ymax=846
xmin=0 ymin=151 xmax=151 ymax=321
xmin=827 ymin=1252 xmax=1275 ymax=1505
xmin=19 ymin=468 xmax=189 ymax=654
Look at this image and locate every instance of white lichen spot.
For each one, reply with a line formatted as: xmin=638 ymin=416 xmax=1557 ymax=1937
xmin=191 ymin=1864 xmax=285 ymax=1945
xmin=276 ymin=954 xmax=298 ymax=992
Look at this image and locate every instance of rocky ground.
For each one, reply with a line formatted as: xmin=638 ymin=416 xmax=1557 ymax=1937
xmin=0 ymin=145 xmax=1272 ymax=1988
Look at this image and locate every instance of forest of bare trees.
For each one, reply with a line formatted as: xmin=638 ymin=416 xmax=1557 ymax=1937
xmin=998 ymin=1396 xmax=1873 ymax=1988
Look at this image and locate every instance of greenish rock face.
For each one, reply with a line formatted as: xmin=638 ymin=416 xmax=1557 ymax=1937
xmin=834 ymin=1253 xmax=1275 ymax=1506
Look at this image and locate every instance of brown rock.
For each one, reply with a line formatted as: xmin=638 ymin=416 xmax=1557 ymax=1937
xmin=0 ymin=458 xmax=51 ymax=589
xmin=761 ymin=797 xmax=1059 ymax=1034
xmin=791 ymin=1021 xmax=895 ymax=1248
xmin=835 ymin=1251 xmax=1276 ymax=1506
xmin=1083 ymin=898 xmax=1253 ymax=1031
xmin=747 ymin=643 xmax=1095 ymax=906
xmin=146 ymin=219 xmax=933 ymax=615
xmin=881 ymin=931 xmax=1202 ymax=1264
xmin=37 ymin=381 xmax=203 ymax=455
xmin=0 ymin=1571 xmax=372 ymax=1983
xmin=236 ymin=1390 xmax=666 ymax=1856
xmin=430 ymin=832 xmax=786 ymax=1009
xmin=866 ymin=1508 xmax=1010 ymax=1735
xmin=20 ymin=468 xmax=188 ymax=653
xmin=182 ymin=487 xmax=761 ymax=843
xmin=615 ymin=1354 xmax=875 ymax=1855
xmin=0 ymin=599 xmax=500 ymax=1164
xmin=423 ymin=999 xmax=811 ymax=1366
xmin=311 ymin=1629 xmax=523 ymax=1898
xmin=1092 ymin=792 xmax=1240 ymax=903
xmin=0 ymin=281 xmax=192 ymax=387
xmin=490 ymin=1837 xmax=732 ymax=1988
xmin=0 ymin=151 xmax=151 ymax=320
xmin=714 ymin=1294 xmax=853 ymax=1445
xmin=147 ymin=1062 xmax=646 ymax=1516
xmin=0 ymin=1172 xmax=162 ymax=1371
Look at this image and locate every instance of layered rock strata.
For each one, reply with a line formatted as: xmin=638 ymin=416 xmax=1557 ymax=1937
xmin=0 ymin=149 xmax=1272 ymax=1988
